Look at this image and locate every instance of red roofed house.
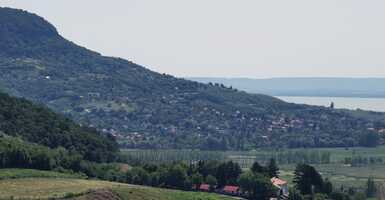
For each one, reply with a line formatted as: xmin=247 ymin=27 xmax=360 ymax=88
xmin=222 ymin=185 xmax=240 ymax=195
xmin=271 ymin=177 xmax=289 ymax=198
xmin=198 ymin=184 xmax=210 ymax=192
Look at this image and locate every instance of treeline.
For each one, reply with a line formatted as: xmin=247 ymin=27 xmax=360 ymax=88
xmin=87 ymin=159 xmax=280 ymax=200
xmin=0 ymin=135 xmax=82 ymax=171
xmin=278 ymin=150 xmax=331 ymax=164
xmin=0 ymin=134 xmax=129 ymax=179
xmin=121 ymin=149 xmax=226 ymax=165
xmin=122 ymin=149 xmax=332 ymax=168
xmin=0 ymin=92 xmax=118 ymax=162
xmin=344 ymin=156 xmax=384 ymax=166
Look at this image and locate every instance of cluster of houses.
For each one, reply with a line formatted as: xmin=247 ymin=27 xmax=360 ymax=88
xmin=194 ymin=177 xmax=289 ymax=200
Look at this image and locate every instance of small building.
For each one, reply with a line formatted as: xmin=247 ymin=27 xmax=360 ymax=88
xmin=271 ymin=177 xmax=289 ymax=199
xmin=199 ymin=184 xmax=210 ymax=192
xmin=222 ymin=185 xmax=240 ymax=195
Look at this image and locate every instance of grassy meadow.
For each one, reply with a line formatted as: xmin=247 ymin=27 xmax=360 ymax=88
xmin=0 ymin=178 xmax=234 ymax=200
xmin=0 ymin=178 xmax=125 ymax=199
xmin=112 ymin=187 xmax=235 ymax=200
xmin=0 ymin=169 xmax=235 ymax=200
xmin=0 ymin=168 xmax=85 ymax=180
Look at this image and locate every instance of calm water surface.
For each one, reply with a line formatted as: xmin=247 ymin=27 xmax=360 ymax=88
xmin=276 ymin=96 xmax=385 ymax=112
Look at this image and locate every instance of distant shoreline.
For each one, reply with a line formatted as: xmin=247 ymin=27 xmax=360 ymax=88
xmin=273 ymin=94 xmax=385 ymax=99
xmin=276 ymin=96 xmax=385 ymax=112
xmin=187 ymin=77 xmax=385 ymax=98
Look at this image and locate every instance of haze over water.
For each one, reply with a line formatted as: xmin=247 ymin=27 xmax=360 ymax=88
xmin=277 ymin=96 xmax=385 ymax=112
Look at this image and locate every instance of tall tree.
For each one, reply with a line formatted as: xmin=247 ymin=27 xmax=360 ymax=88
xmin=366 ymin=177 xmax=376 ymax=198
xmin=293 ymin=164 xmax=324 ymax=195
xmin=322 ymin=178 xmax=333 ymax=195
xmin=216 ymin=161 xmax=242 ymax=187
xmin=288 ymin=187 xmax=303 ymax=200
xmin=239 ymin=171 xmax=275 ymax=200
xmin=267 ymin=158 xmax=279 ymax=178
xmin=206 ymin=175 xmax=217 ymax=191
xmin=191 ymin=173 xmax=203 ymax=189
xmin=251 ymin=161 xmax=267 ymax=175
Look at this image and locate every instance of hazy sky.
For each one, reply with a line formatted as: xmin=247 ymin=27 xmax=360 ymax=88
xmin=2 ymin=0 xmax=385 ymax=78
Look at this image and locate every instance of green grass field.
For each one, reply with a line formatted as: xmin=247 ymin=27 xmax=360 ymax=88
xmin=0 ymin=168 xmax=86 ymax=180
xmin=0 ymin=169 xmax=235 ymax=200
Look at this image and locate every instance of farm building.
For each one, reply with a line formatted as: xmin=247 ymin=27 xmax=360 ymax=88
xmin=271 ymin=177 xmax=289 ymax=199
xmin=221 ymin=185 xmax=240 ymax=195
xmin=196 ymin=184 xmax=210 ymax=192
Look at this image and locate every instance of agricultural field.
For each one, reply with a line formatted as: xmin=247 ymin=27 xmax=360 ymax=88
xmin=112 ymin=187 xmax=235 ymax=200
xmin=0 ymin=169 xmax=236 ymax=200
xmin=0 ymin=178 xmax=126 ymax=199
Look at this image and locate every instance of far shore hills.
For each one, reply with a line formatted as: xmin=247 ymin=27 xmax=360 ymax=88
xmin=187 ymin=77 xmax=385 ymax=98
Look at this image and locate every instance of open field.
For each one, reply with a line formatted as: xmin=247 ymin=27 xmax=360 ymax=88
xmin=0 ymin=176 xmax=236 ymax=200
xmin=0 ymin=178 xmax=127 ymax=199
xmin=112 ymin=187 xmax=235 ymax=200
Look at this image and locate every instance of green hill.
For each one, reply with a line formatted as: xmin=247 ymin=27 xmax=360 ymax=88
xmin=0 ymin=7 xmax=384 ymax=150
xmin=0 ymin=92 xmax=118 ymax=163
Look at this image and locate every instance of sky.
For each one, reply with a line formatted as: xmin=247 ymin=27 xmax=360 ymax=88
xmin=2 ymin=0 xmax=385 ymax=78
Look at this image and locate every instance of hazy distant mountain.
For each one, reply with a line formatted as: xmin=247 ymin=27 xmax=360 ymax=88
xmin=0 ymin=7 xmax=384 ymax=150
xmin=188 ymin=77 xmax=385 ymax=98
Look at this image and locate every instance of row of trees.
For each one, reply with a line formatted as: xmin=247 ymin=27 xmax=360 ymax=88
xmin=0 ymin=134 xmax=82 ymax=171
xmin=0 ymin=134 xmax=121 ymax=178
xmin=89 ymin=159 xmax=280 ymax=200
xmin=267 ymin=150 xmax=331 ymax=165
xmin=344 ymin=155 xmax=384 ymax=166
xmin=121 ymin=149 xmax=226 ymax=165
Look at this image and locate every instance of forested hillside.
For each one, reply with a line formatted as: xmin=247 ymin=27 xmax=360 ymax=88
xmin=0 ymin=92 xmax=118 ymax=162
xmin=0 ymin=7 xmax=384 ymax=150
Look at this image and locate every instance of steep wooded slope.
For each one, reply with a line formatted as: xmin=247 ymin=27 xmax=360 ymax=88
xmin=0 ymin=92 xmax=118 ymax=162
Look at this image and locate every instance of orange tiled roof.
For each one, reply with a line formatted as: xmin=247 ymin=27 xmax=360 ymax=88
xmin=223 ymin=185 xmax=239 ymax=193
xmin=199 ymin=184 xmax=210 ymax=191
xmin=271 ymin=177 xmax=287 ymax=186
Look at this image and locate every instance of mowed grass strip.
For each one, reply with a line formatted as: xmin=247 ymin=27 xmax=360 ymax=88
xmin=0 ymin=178 xmax=128 ymax=200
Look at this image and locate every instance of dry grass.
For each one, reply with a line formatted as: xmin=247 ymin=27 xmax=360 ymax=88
xmin=0 ymin=178 xmax=235 ymax=200
xmin=112 ymin=187 xmax=236 ymax=200
xmin=0 ymin=178 xmax=129 ymax=200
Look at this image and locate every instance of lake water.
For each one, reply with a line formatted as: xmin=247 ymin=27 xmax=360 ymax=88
xmin=276 ymin=96 xmax=385 ymax=112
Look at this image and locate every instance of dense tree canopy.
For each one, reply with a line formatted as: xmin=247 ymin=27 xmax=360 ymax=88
xmin=239 ymin=171 xmax=275 ymax=200
xmin=293 ymin=164 xmax=324 ymax=195
xmin=0 ymin=92 xmax=118 ymax=162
